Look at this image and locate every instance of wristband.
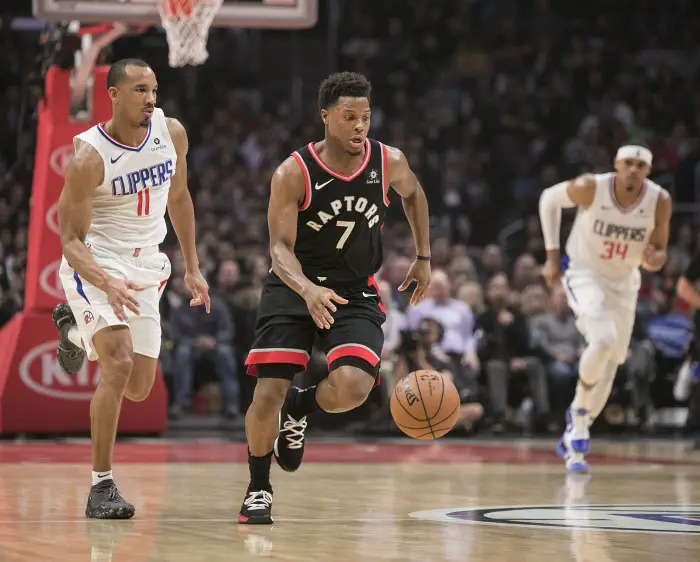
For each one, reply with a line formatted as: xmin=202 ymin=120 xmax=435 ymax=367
xmin=416 ymin=255 xmax=431 ymax=261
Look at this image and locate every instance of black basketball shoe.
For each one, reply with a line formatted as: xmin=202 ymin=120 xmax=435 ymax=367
xmin=273 ymin=390 xmax=309 ymax=473
xmin=52 ymin=302 xmax=85 ymax=375
xmin=238 ymin=488 xmax=274 ymax=525
xmin=85 ymin=479 xmax=135 ymax=519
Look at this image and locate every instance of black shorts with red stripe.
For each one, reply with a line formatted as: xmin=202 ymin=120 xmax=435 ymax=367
xmin=245 ymin=272 xmax=386 ymax=381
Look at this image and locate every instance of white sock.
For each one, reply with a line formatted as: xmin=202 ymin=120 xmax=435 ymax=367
xmin=68 ymin=326 xmax=84 ymax=349
xmin=588 ymin=361 xmax=618 ymax=425
xmin=92 ymin=470 xmax=113 ymax=486
xmin=569 ymin=400 xmax=589 ymax=437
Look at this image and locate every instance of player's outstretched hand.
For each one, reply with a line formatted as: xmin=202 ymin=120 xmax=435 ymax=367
xmin=303 ymin=285 xmax=348 ymax=329
xmin=185 ymin=269 xmax=211 ymax=313
xmin=540 ymin=259 xmax=561 ymax=289
xmin=398 ymin=259 xmax=432 ymax=306
xmin=104 ymin=277 xmax=143 ymax=322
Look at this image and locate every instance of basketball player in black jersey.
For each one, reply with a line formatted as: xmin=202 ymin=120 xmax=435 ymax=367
xmin=238 ymin=72 xmax=432 ymax=524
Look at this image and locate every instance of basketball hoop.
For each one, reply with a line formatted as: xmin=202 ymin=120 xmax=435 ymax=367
xmin=157 ymin=0 xmax=223 ymax=67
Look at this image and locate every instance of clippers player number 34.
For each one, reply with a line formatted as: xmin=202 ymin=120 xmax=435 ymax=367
xmin=539 ymin=142 xmax=672 ymax=474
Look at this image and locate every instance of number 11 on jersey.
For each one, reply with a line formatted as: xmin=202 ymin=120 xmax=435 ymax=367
xmin=137 ymin=188 xmax=151 ymax=216
xmin=600 ymin=240 xmax=628 ymax=260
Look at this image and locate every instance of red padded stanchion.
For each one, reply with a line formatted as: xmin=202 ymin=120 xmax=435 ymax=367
xmin=0 ymin=67 xmax=167 ymax=435
xmin=24 ymin=66 xmax=112 ymax=311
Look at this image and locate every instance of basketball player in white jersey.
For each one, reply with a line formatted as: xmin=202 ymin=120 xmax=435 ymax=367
xmin=53 ymin=59 xmax=210 ymax=518
xmin=539 ymin=143 xmax=672 ymax=473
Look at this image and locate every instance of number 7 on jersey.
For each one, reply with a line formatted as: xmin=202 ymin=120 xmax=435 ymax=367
xmin=336 ymin=221 xmax=355 ymax=249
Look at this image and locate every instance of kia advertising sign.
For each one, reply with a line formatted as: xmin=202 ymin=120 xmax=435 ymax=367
xmin=0 ymin=312 xmax=167 ymax=435
xmin=49 ymin=144 xmax=74 ymax=177
xmin=45 ymin=201 xmax=60 ymax=235
xmin=19 ymin=340 xmax=100 ymax=400
xmin=38 ymin=260 xmax=65 ymax=301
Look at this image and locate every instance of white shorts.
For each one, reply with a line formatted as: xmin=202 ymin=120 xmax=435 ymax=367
xmin=59 ymin=244 xmax=171 ymax=361
xmin=561 ymin=268 xmax=638 ymax=365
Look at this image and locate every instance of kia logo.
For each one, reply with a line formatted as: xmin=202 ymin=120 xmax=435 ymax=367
xmin=49 ymin=145 xmax=75 ymax=177
xmin=40 ymin=260 xmax=66 ymax=299
xmin=46 ymin=201 xmax=60 ymax=235
xmin=19 ymin=341 xmax=100 ymax=400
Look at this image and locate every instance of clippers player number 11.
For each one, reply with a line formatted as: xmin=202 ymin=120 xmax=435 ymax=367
xmin=539 ymin=143 xmax=672 ymax=473
xmin=53 ymin=59 xmax=210 ymax=519
xmin=239 ymin=72 xmax=432 ymax=524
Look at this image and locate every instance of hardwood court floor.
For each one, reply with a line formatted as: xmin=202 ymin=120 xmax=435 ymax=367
xmin=0 ymin=440 xmax=699 ymax=561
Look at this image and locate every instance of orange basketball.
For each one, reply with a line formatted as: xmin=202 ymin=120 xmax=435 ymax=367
xmin=390 ymin=370 xmax=460 ymax=439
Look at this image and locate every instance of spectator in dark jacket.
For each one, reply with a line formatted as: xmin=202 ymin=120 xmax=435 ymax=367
xmin=169 ymin=294 xmax=240 ymax=420
xmin=477 ymin=272 xmax=551 ymax=433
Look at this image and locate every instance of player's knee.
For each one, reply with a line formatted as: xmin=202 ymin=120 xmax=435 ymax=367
xmin=589 ymin=331 xmax=617 ymax=355
xmin=586 ymin=316 xmax=618 ymax=353
xmin=124 ymin=377 xmax=154 ymax=402
xmin=251 ymin=378 xmax=289 ymax=419
xmin=328 ymin=366 xmax=374 ymax=409
xmin=99 ymin=347 xmax=134 ymax=391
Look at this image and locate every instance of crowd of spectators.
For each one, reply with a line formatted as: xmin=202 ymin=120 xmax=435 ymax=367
xmin=1 ymin=0 xmax=700 ymax=435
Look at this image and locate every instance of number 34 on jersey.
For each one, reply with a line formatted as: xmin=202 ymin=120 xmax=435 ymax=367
xmin=600 ymin=241 xmax=628 ymax=260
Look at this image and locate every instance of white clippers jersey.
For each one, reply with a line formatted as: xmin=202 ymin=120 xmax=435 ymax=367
xmin=566 ymin=172 xmax=661 ymax=282
xmin=73 ymin=107 xmax=177 ymax=252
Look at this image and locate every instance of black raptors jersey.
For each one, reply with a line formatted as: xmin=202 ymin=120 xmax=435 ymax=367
xmin=291 ymin=139 xmax=389 ymax=285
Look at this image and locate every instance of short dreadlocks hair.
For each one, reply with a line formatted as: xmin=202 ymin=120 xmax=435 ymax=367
xmin=318 ymin=72 xmax=371 ymax=112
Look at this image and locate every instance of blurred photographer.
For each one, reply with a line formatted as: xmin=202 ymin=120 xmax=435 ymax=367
xmin=395 ymin=318 xmax=483 ymax=428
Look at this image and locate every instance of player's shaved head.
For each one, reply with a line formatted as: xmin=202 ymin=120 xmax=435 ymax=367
xmin=106 ymin=58 xmax=152 ymax=89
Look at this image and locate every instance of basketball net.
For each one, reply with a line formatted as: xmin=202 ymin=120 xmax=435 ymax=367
xmin=157 ymin=0 xmax=222 ymax=67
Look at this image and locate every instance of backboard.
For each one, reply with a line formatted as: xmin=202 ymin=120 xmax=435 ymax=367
xmin=33 ymin=0 xmax=318 ymax=29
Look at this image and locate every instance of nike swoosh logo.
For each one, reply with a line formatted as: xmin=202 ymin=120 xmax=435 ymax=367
xmin=362 ymin=292 xmax=378 ymax=298
xmin=110 ymin=153 xmax=125 ymax=164
xmin=315 ymin=179 xmax=334 ymax=190
xmin=97 ymin=473 xmax=110 ymax=478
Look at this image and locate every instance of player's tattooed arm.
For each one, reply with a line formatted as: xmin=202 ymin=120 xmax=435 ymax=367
xmin=269 ymin=157 xmax=347 ymax=329
xmin=642 ymin=189 xmax=671 ymax=272
xmin=166 ymin=117 xmax=211 ymax=312
xmin=384 ymin=146 xmax=431 ymax=305
xmin=58 ymin=142 xmax=141 ymax=320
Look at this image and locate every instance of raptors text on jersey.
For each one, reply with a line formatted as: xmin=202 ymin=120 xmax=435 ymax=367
xmin=72 ymin=107 xmax=177 ymax=252
xmin=291 ymin=139 xmax=390 ymax=284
